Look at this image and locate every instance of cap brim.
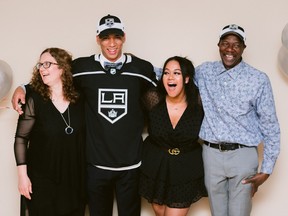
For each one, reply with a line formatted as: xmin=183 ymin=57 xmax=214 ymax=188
xmin=98 ymin=29 xmax=124 ymax=38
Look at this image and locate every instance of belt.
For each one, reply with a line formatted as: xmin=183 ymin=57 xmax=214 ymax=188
xmin=166 ymin=144 xmax=200 ymax=155
xmin=204 ymin=141 xmax=247 ymax=152
xmin=150 ymin=138 xmax=201 ymax=156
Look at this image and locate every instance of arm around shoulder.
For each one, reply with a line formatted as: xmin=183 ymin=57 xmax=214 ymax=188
xmin=11 ymin=84 xmax=30 ymax=114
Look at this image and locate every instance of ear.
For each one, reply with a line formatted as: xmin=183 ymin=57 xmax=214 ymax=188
xmin=96 ymin=36 xmax=100 ymax=45
xmin=122 ymin=33 xmax=126 ymax=43
xmin=185 ymin=77 xmax=189 ymax=84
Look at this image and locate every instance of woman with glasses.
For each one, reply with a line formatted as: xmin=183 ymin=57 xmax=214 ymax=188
xmin=14 ymin=47 xmax=86 ymax=216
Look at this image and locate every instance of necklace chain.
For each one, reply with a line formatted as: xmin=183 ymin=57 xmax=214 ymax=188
xmin=59 ymin=106 xmax=73 ymax=135
xmin=166 ymin=99 xmax=186 ymax=111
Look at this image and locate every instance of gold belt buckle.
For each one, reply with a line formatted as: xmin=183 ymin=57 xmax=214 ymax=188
xmin=168 ymin=148 xmax=180 ymax=155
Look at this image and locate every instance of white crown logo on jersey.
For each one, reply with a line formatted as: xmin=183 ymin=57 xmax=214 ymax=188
xmin=108 ymin=109 xmax=118 ymax=118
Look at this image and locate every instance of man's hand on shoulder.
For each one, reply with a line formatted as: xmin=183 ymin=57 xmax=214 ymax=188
xmin=11 ymin=86 xmax=26 ymax=115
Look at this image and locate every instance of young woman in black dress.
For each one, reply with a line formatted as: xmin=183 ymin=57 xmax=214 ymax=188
xmin=139 ymin=56 xmax=207 ymax=216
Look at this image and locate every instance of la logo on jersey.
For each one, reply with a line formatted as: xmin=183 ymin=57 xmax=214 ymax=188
xmin=98 ymin=88 xmax=128 ymax=124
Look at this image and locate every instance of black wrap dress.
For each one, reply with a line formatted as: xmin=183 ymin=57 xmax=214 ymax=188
xmin=139 ymin=100 xmax=207 ymax=208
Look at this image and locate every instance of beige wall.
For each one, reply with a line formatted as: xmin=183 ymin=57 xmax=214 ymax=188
xmin=1 ymin=0 xmax=287 ymax=215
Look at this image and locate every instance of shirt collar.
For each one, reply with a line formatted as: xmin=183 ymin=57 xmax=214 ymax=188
xmin=98 ymin=53 xmax=125 ymax=68
xmin=218 ymin=60 xmax=245 ymax=79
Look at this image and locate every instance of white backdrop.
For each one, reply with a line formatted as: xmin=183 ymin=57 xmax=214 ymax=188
xmin=1 ymin=0 xmax=288 ymax=215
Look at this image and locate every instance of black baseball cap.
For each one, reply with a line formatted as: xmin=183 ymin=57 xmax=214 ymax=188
xmin=96 ymin=14 xmax=125 ymax=38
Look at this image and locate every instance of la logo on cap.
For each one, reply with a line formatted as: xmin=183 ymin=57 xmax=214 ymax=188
xmin=229 ymin=24 xmax=239 ymax=30
xmin=105 ymin=18 xmax=115 ymax=27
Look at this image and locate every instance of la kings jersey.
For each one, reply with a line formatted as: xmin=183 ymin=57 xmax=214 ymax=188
xmin=72 ymin=54 xmax=157 ymax=168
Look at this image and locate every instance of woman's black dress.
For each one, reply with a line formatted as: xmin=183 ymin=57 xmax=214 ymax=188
xmin=14 ymin=91 xmax=86 ymax=216
xmin=139 ymin=101 xmax=207 ymax=208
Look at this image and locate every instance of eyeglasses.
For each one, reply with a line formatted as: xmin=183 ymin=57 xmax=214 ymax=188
xmin=36 ymin=61 xmax=58 ymax=69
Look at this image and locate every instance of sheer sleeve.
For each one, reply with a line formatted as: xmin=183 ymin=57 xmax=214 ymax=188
xmin=142 ymin=87 xmax=162 ymax=111
xmin=14 ymin=96 xmax=36 ymax=166
xmin=25 ymin=83 xmax=32 ymax=95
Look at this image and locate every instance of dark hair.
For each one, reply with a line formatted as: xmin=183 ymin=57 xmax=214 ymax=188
xmin=157 ymin=56 xmax=200 ymax=107
xmin=30 ymin=47 xmax=79 ymax=103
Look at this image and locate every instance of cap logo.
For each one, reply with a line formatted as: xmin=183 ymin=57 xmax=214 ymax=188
xmin=229 ymin=24 xmax=238 ymax=30
xmin=105 ymin=18 xmax=115 ymax=27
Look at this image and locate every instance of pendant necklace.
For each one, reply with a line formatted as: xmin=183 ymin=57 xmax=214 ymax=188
xmin=59 ymin=106 xmax=73 ymax=135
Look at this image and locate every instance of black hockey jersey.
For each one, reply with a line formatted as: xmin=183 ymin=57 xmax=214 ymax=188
xmin=72 ymin=54 xmax=157 ymax=168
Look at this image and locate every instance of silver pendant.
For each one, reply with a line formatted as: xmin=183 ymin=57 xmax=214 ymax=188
xmin=65 ymin=126 xmax=74 ymax=135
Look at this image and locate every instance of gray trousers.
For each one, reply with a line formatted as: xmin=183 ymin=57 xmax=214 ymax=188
xmin=202 ymin=144 xmax=258 ymax=216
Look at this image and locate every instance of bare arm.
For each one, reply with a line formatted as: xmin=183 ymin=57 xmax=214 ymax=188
xmin=17 ymin=165 xmax=32 ymax=200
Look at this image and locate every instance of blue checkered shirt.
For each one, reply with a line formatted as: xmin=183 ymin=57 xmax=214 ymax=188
xmin=195 ymin=60 xmax=280 ymax=174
